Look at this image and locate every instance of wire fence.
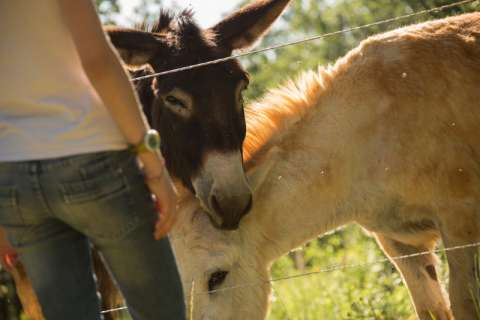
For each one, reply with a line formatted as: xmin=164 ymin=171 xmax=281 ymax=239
xmin=100 ymin=0 xmax=479 ymax=315
xmin=203 ymin=241 xmax=480 ymax=295
xmin=130 ymin=0 xmax=478 ymax=82
xmin=101 ymin=241 xmax=480 ymax=315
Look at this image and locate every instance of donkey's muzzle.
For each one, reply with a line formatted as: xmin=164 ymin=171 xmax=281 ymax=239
xmin=192 ymin=150 xmax=253 ymax=230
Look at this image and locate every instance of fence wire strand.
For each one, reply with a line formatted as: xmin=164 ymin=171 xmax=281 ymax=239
xmin=130 ymin=0 xmax=478 ymax=82
xmin=102 ymin=0 xmax=479 ymax=315
xmin=202 ymin=241 xmax=480 ymax=295
xmin=102 ymin=241 xmax=480 ymax=314
xmin=101 ymin=306 xmax=128 ymax=314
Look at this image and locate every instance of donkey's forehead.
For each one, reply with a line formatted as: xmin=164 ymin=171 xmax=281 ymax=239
xmin=191 ymin=61 xmax=248 ymax=89
xmin=187 ymin=56 xmax=247 ymax=79
xmin=173 ymin=205 xmax=242 ymax=248
xmin=155 ymin=59 xmax=248 ymax=92
xmin=218 ymin=60 xmax=249 ymax=82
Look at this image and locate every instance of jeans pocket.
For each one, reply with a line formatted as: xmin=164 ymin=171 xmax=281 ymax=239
xmin=0 ymin=186 xmax=23 ymax=226
xmin=61 ymin=170 xmax=128 ymax=204
xmin=61 ymin=169 xmax=152 ymax=242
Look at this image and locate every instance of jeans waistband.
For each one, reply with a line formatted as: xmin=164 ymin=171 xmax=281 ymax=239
xmin=0 ymin=149 xmax=132 ymax=174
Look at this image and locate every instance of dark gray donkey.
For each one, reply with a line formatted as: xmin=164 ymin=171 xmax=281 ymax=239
xmin=107 ymin=0 xmax=291 ymax=230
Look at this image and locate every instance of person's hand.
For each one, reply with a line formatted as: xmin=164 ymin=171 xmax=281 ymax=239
xmin=147 ymin=171 xmax=178 ymax=240
xmin=138 ymin=152 xmax=178 ymax=240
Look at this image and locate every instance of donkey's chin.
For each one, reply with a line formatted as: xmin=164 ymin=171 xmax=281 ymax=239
xmin=198 ymin=200 xmax=223 ymax=228
xmin=193 ymin=194 xmax=243 ymax=230
xmin=195 ymin=191 xmax=252 ymax=230
xmin=208 ymin=214 xmax=230 ymax=230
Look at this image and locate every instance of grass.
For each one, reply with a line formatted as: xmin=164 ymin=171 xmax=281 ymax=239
xmin=473 ymin=251 xmax=480 ymax=318
xmin=106 ymin=226 xmax=419 ymax=320
xmin=267 ymin=225 xmax=435 ymax=320
xmin=111 ymin=231 xmax=477 ymax=320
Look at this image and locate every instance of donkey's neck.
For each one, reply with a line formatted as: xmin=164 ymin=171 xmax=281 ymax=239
xmin=243 ymin=59 xmax=367 ymax=262
xmin=244 ymin=67 xmax=332 ymax=167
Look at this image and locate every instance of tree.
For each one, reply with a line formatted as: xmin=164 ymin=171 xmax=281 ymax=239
xmin=240 ymin=0 xmax=478 ymax=100
xmin=95 ymin=0 xmax=121 ymax=24
xmin=95 ymin=0 xmax=164 ymax=27
xmin=130 ymin=0 xmax=163 ymax=26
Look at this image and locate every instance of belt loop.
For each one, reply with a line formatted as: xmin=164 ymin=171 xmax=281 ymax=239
xmin=29 ymin=162 xmax=39 ymax=175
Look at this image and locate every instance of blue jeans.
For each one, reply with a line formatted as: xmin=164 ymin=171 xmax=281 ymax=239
xmin=0 ymin=150 xmax=185 ymax=320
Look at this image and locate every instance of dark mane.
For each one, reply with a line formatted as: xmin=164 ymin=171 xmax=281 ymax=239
xmin=137 ymin=8 xmax=216 ymax=53
xmin=149 ymin=9 xmax=177 ymax=33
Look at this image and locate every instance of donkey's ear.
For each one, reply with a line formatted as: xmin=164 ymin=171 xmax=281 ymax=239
xmin=208 ymin=0 xmax=291 ymax=51
xmin=105 ymin=26 xmax=168 ymax=66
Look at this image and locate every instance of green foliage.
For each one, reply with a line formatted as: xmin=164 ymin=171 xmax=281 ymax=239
xmin=268 ymin=226 xmax=416 ymax=319
xmin=95 ymin=0 xmax=164 ymax=26
xmin=474 ymin=251 xmax=480 ymax=318
xmin=128 ymin=0 xmax=164 ymax=27
xmin=96 ymin=0 xmax=120 ymax=24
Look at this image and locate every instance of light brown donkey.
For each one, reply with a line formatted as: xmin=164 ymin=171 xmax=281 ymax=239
xmin=171 ymin=12 xmax=480 ymax=320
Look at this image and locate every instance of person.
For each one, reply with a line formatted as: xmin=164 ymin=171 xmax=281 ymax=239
xmin=0 ymin=1 xmax=186 ymax=319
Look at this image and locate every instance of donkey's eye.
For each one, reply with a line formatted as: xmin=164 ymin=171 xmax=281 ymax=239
xmin=208 ymin=270 xmax=229 ymax=293
xmin=165 ymin=95 xmax=186 ymax=109
xmin=240 ymin=82 xmax=248 ymax=95
xmin=162 ymin=89 xmax=193 ymax=118
xmin=236 ymin=81 xmax=248 ymax=107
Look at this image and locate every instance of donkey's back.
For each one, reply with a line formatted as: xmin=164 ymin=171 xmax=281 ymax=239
xmin=335 ymin=12 xmax=480 ymax=319
xmin=335 ymin=12 xmax=480 ymax=209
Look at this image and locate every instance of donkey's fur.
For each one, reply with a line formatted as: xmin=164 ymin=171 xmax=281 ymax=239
xmin=171 ymin=12 xmax=480 ymax=320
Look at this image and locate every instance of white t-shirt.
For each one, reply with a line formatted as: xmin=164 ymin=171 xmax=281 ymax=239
xmin=0 ymin=2 xmax=128 ymax=161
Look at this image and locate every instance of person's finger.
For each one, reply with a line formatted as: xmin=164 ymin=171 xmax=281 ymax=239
xmin=1 ymin=252 xmax=19 ymax=271
xmin=155 ymin=196 xmax=177 ymax=237
xmin=145 ymin=173 xmax=178 ymax=239
xmin=156 ymin=216 xmax=177 ymax=239
xmin=154 ymin=199 xmax=177 ymax=239
xmin=155 ymin=208 xmax=178 ymax=238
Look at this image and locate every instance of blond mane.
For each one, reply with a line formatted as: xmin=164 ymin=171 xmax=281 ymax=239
xmin=243 ymin=67 xmax=334 ymax=167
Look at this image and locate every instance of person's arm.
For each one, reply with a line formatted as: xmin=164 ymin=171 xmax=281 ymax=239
xmin=56 ymin=0 xmax=176 ymax=239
